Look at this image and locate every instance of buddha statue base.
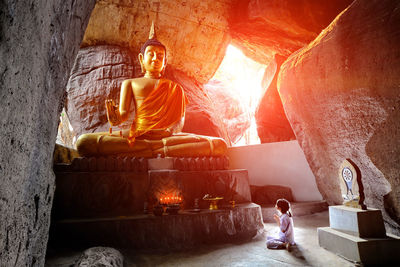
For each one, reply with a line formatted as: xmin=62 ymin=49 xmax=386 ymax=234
xmin=53 ymin=156 xmax=249 ymax=218
xmin=76 ymin=132 xmax=228 ymax=158
xmin=51 ymin=156 xmax=263 ymax=249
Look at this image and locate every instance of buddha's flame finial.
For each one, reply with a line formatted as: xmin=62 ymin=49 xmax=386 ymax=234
xmin=149 ymin=21 xmax=156 ymax=40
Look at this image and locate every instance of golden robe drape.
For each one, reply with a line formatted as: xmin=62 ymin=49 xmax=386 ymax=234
xmin=128 ymin=78 xmax=187 ymax=143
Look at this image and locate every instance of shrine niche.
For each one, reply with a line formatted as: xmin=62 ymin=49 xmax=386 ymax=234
xmin=338 ymin=159 xmax=366 ymax=210
xmin=50 ymin=23 xmax=263 ymax=249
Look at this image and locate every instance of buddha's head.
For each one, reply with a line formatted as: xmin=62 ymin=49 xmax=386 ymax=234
xmin=138 ymin=23 xmax=167 ymax=78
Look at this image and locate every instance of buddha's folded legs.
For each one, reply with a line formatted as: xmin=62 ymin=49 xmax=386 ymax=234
xmin=76 ymin=132 xmax=157 ymax=157
xmin=76 ymin=132 xmax=227 ymax=158
xmin=154 ymin=138 xmax=227 ymax=157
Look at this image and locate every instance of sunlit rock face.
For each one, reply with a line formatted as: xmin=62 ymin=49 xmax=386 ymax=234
xmin=82 ymin=0 xmax=231 ymax=83
xmin=204 ymin=80 xmax=251 ymax=144
xmin=229 ymin=0 xmax=354 ymax=64
xmin=0 ymin=0 xmax=95 ymax=265
xmin=230 ymin=0 xmax=353 ymax=142
xmin=279 ymin=0 xmax=400 ymax=234
xmin=255 ymin=55 xmax=295 ymax=143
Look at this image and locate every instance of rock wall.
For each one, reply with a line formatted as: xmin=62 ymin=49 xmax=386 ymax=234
xmin=0 ymin=0 xmax=95 ymax=265
xmin=82 ymin=0 xmax=232 ymax=83
xmin=255 ymin=55 xmax=295 ymax=142
xmin=278 ymin=0 xmax=400 ymax=234
xmin=66 ymin=45 xmax=136 ymax=139
xmin=204 ymin=80 xmax=251 ymax=144
xmin=229 ymin=0 xmax=353 ymax=141
xmin=229 ymin=0 xmax=354 ymax=64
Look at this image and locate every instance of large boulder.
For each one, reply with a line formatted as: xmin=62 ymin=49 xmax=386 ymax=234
xmin=204 ymin=80 xmax=251 ymax=144
xmin=255 ymin=55 xmax=295 ymax=142
xmin=66 ymin=45 xmax=136 ymax=139
xmin=279 ymin=0 xmax=400 ymax=234
xmin=230 ymin=0 xmax=353 ymax=142
xmin=0 ymin=0 xmax=95 ymax=265
xmin=82 ymin=0 xmax=231 ymax=83
xmin=229 ymin=0 xmax=354 ymax=63
xmin=75 ymin=247 xmax=123 ymax=267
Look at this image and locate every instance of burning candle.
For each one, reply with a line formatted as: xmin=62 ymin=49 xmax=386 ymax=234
xmin=160 ymin=194 xmax=183 ymax=205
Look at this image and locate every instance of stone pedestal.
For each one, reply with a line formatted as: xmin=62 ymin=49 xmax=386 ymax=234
xmin=52 ymin=156 xmax=262 ymax=249
xmin=53 ymin=168 xmax=251 ymax=219
xmin=318 ymin=205 xmax=400 ymax=265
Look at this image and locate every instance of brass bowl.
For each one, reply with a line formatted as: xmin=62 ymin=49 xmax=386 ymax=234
xmin=203 ymin=197 xmax=223 ymax=210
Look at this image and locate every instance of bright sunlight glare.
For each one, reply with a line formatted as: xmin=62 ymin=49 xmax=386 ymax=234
xmin=210 ymin=44 xmax=266 ymax=146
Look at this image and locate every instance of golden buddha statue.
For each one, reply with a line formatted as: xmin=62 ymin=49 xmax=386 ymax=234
xmin=76 ymin=23 xmax=227 ymax=158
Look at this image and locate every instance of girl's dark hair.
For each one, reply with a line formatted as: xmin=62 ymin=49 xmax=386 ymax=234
xmin=276 ymin=198 xmax=292 ymax=217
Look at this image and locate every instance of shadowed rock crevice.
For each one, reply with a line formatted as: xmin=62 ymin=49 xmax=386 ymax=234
xmin=256 ymin=54 xmax=295 ymax=143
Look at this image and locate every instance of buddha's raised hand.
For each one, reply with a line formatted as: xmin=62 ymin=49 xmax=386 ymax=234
xmin=105 ymin=99 xmax=121 ymax=126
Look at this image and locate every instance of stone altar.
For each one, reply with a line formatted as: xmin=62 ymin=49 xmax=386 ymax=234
xmin=318 ymin=205 xmax=400 ymax=264
xmin=51 ymin=156 xmax=263 ymax=249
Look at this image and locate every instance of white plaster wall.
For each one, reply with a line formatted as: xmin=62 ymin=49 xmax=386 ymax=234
xmin=228 ymin=140 xmax=323 ymax=202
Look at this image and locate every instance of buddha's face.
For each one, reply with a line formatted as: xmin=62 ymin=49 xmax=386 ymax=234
xmin=139 ymin=45 xmax=166 ymax=75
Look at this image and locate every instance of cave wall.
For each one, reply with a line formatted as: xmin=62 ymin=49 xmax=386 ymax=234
xmin=66 ymin=45 xmax=136 ymax=138
xmin=278 ymin=0 xmax=400 ymax=234
xmin=61 ymin=0 xmax=256 ymax=145
xmin=229 ymin=0 xmax=354 ymax=64
xmin=0 ymin=0 xmax=95 ymax=265
xmin=82 ymin=0 xmax=232 ymax=84
xmin=229 ymin=0 xmax=354 ymax=142
xmin=255 ymin=54 xmax=295 ymax=143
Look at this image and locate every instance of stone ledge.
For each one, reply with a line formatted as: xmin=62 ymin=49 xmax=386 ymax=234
xmin=54 ymin=156 xmax=230 ymax=172
xmin=329 ymin=205 xmax=386 ymax=238
xmin=51 ymin=203 xmax=264 ymax=250
xmin=318 ymin=227 xmax=400 ymax=265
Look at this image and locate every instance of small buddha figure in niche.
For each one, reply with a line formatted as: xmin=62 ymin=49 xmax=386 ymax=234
xmin=76 ymin=23 xmax=227 ymax=158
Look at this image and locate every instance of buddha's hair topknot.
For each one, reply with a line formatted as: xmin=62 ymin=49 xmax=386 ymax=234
xmin=140 ymin=39 xmax=167 ymax=56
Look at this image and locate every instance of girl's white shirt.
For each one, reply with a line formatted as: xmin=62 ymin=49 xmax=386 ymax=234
xmin=279 ymin=213 xmax=295 ymax=245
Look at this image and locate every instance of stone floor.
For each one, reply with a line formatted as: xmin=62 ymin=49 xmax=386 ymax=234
xmin=45 ymin=211 xmax=364 ymax=267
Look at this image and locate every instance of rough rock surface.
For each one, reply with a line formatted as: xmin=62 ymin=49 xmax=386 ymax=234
xmin=229 ymin=0 xmax=354 ymax=64
xmin=230 ymin=0 xmax=352 ymax=142
xmin=278 ymin=0 xmax=400 ymax=234
xmin=204 ymin=80 xmax=251 ymax=144
xmin=255 ymin=55 xmax=295 ymax=142
xmin=82 ymin=0 xmax=231 ymax=83
xmin=66 ymin=45 xmax=136 ymax=139
xmin=56 ymin=109 xmax=77 ymax=148
xmin=0 ymin=0 xmax=95 ymax=266
xmin=75 ymin=247 xmax=124 ymax=267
